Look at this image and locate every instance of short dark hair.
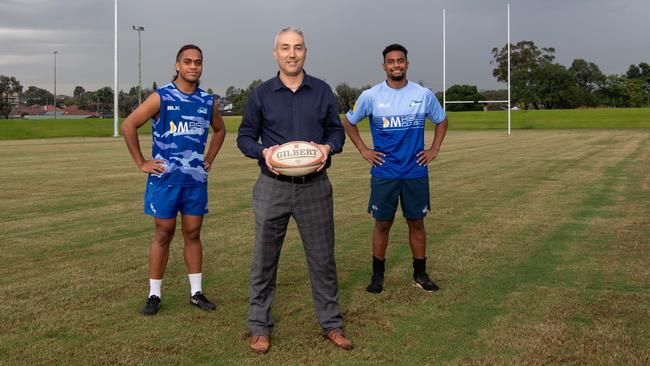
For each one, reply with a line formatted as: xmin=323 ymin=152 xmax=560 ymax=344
xmin=172 ymin=44 xmax=203 ymax=82
xmin=382 ymin=44 xmax=408 ymax=61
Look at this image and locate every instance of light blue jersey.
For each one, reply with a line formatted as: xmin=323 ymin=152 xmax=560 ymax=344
xmin=346 ymin=81 xmax=446 ymax=179
xmin=148 ymin=83 xmax=214 ymax=187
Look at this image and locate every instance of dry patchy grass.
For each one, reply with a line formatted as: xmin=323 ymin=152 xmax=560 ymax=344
xmin=1 ymin=130 xmax=649 ymax=365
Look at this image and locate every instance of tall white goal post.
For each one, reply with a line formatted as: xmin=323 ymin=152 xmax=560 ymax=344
xmin=443 ymin=4 xmax=511 ymax=135
xmin=113 ymin=0 xmax=119 ymax=137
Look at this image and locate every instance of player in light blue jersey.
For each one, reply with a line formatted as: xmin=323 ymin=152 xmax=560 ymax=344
xmin=122 ymin=44 xmax=226 ymax=315
xmin=343 ymin=44 xmax=448 ymax=293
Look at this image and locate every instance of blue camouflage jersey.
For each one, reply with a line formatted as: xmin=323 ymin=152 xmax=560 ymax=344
xmin=346 ymin=81 xmax=446 ymax=179
xmin=148 ymin=82 xmax=214 ymax=187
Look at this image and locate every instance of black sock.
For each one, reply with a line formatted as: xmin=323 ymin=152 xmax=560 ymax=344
xmin=372 ymin=256 xmax=385 ymax=276
xmin=413 ymin=257 xmax=427 ymax=275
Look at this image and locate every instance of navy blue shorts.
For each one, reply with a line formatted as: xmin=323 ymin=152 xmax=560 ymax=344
xmin=368 ymin=176 xmax=430 ymax=221
xmin=144 ymin=183 xmax=208 ymax=219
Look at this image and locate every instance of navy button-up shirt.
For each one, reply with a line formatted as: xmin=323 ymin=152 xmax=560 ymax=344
xmin=237 ymin=72 xmax=345 ymax=175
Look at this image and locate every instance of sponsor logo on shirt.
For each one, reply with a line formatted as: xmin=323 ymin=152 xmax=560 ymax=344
xmin=382 ymin=114 xmax=420 ymax=129
xmin=169 ymin=120 xmax=203 ymax=136
xmin=167 ymin=105 xmax=180 ymax=111
xmin=409 ymin=100 xmax=422 ymax=107
xmin=197 ymin=107 xmax=208 ymax=115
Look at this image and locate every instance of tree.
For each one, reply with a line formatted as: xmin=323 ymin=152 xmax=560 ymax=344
xmin=206 ymin=88 xmax=214 ymax=95
xmin=492 ymin=40 xmax=556 ymax=109
xmin=152 ymin=81 xmax=158 ymax=90
xmin=23 ymin=86 xmax=54 ymax=106
xmin=599 ymin=75 xmax=646 ymax=108
xmin=225 ymin=86 xmax=240 ymax=101
xmin=534 ymin=63 xmax=581 ymax=109
xmin=443 ymin=84 xmax=484 ymax=111
xmin=73 ymin=86 xmax=86 ymax=99
xmin=626 ymin=64 xmax=642 ymax=79
xmin=625 ymin=62 xmax=650 ymax=106
xmin=119 ymin=90 xmax=138 ymax=117
xmin=0 ymin=75 xmax=23 ymax=119
xmin=232 ymin=79 xmax=263 ymax=112
xmin=96 ymin=86 xmax=113 ymax=104
xmin=334 ymin=83 xmax=370 ymax=113
xmin=83 ymin=91 xmax=100 ymax=112
xmin=568 ymin=59 xmax=605 ymax=107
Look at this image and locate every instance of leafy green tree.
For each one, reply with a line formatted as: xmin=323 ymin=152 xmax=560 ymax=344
xmin=334 ymin=83 xmax=370 ymax=113
xmin=233 ymin=79 xmax=263 ymax=113
xmin=568 ymin=59 xmax=605 ymax=107
xmin=444 ymin=84 xmax=484 ymax=111
xmin=73 ymin=86 xmax=85 ymax=99
xmin=492 ymin=40 xmax=556 ymax=109
xmin=95 ymin=87 xmax=114 ymax=106
xmin=625 ymin=62 xmax=650 ymax=106
xmin=83 ymin=91 xmax=100 ymax=112
xmin=0 ymin=75 xmax=23 ymax=118
xmin=23 ymin=86 xmax=54 ymax=106
xmin=534 ymin=63 xmax=581 ymax=109
xmin=599 ymin=75 xmax=646 ymax=108
xmin=119 ymin=90 xmax=138 ymax=117
xmin=626 ymin=64 xmax=642 ymax=79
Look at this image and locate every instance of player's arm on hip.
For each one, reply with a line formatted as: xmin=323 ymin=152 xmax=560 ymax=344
xmin=204 ymin=103 xmax=227 ymax=172
xmin=121 ymin=92 xmax=165 ymax=173
xmin=342 ymin=115 xmax=385 ymax=166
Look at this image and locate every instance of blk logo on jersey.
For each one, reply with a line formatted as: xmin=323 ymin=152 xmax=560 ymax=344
xmin=167 ymin=105 xmax=180 ymax=111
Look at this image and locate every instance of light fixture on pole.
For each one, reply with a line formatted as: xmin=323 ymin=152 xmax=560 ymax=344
xmin=132 ymin=25 xmax=145 ymax=105
xmin=53 ymin=50 xmax=58 ymax=120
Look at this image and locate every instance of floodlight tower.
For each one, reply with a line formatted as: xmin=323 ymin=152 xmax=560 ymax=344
xmin=53 ymin=50 xmax=58 ymax=120
xmin=132 ymin=25 xmax=145 ymax=105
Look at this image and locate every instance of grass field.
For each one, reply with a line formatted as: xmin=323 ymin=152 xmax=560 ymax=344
xmin=1 ymin=128 xmax=649 ymax=365
xmin=1 ymin=108 xmax=649 ymax=140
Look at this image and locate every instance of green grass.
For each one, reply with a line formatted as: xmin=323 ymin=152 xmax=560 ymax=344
xmin=1 ymin=130 xmax=649 ymax=365
xmin=1 ymin=108 xmax=649 ymax=140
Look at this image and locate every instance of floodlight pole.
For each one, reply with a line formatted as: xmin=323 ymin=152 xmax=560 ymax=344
xmin=53 ymin=50 xmax=57 ymax=120
xmin=132 ymin=25 xmax=145 ymax=106
xmin=113 ymin=0 xmax=119 ymax=137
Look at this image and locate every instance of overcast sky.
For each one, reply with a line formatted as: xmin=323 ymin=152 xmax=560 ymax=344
xmin=1 ymin=0 xmax=648 ymax=96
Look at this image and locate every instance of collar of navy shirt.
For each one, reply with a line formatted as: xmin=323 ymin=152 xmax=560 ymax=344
xmin=271 ymin=70 xmax=314 ymax=92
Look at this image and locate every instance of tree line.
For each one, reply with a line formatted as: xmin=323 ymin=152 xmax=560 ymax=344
xmin=2 ymin=39 xmax=648 ymax=119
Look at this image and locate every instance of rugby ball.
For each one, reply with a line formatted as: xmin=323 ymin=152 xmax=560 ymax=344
xmin=268 ymin=141 xmax=325 ymax=176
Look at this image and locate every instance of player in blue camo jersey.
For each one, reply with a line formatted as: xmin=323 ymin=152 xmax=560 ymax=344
xmin=122 ymin=44 xmax=226 ymax=315
xmin=342 ymin=44 xmax=448 ymax=294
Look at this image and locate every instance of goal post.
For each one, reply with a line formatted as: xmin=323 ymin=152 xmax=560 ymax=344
xmin=443 ymin=4 xmax=511 ymax=135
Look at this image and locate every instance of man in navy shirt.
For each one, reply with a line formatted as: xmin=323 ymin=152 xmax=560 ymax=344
xmin=237 ymin=26 xmax=351 ymax=354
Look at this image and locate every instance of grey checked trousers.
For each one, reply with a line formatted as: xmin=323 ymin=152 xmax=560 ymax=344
xmin=248 ymin=173 xmax=343 ymax=336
